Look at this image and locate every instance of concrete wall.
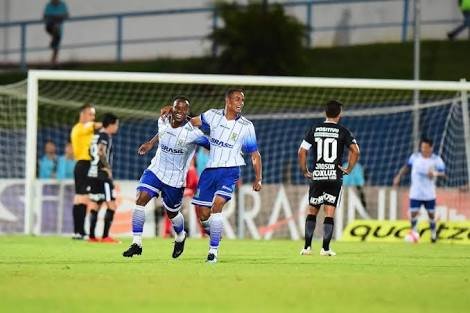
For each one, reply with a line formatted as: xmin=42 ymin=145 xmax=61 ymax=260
xmin=0 ymin=0 xmax=465 ymax=64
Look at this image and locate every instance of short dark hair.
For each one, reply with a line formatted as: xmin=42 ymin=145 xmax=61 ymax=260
xmin=420 ymin=137 xmax=433 ymax=146
xmin=102 ymin=113 xmax=118 ymax=128
xmin=172 ymin=96 xmax=190 ymax=107
xmin=225 ymin=88 xmax=244 ymax=99
xmin=325 ymin=100 xmax=343 ymax=118
xmin=80 ymin=103 xmax=94 ymax=112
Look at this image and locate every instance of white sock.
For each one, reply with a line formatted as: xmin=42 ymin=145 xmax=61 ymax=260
xmin=132 ymin=235 xmax=142 ymax=247
xmin=209 ymin=213 xmax=223 ymax=252
xmin=175 ymin=230 xmax=186 ymax=243
xmin=131 ymin=205 xmax=146 ymax=247
xmin=170 ymin=211 xmax=185 ymax=237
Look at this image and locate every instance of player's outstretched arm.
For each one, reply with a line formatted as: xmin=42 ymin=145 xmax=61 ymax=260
xmin=298 ymin=147 xmax=312 ymax=179
xmin=138 ymin=133 xmax=159 ymax=155
xmin=339 ymin=143 xmax=360 ymax=175
xmin=93 ymin=122 xmax=103 ymax=130
xmin=393 ymin=164 xmax=409 ymax=186
xmin=251 ymin=151 xmax=262 ymax=191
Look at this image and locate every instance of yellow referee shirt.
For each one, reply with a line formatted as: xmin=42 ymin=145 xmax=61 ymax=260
xmin=71 ymin=122 xmax=94 ymax=161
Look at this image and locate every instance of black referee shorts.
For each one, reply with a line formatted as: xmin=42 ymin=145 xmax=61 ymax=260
xmin=308 ymin=180 xmax=343 ymax=208
xmin=73 ymin=160 xmax=91 ymax=195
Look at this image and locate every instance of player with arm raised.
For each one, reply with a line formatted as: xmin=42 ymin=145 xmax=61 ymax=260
xmin=122 ymin=97 xmax=209 ymax=258
xmin=190 ymin=88 xmax=262 ymax=263
xmin=393 ymin=138 xmax=445 ymax=243
xmin=87 ymin=113 xmax=119 ymax=243
xmin=298 ymin=100 xmax=360 ymax=256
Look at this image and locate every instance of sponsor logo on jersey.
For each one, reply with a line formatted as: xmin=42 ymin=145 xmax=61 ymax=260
xmin=209 ymin=138 xmax=234 ymax=148
xmin=160 ymin=144 xmax=184 ymax=154
xmin=310 ymin=193 xmax=337 ymax=205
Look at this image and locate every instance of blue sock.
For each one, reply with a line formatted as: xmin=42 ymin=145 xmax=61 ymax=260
xmin=132 ymin=205 xmax=145 ymax=246
xmin=171 ymin=212 xmax=185 ymax=235
xmin=209 ymin=213 xmax=223 ymax=252
xmin=410 ymin=216 xmax=418 ymax=232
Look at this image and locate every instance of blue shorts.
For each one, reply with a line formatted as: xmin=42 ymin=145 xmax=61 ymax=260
xmin=409 ymin=199 xmax=436 ymax=213
xmin=191 ymin=167 xmax=240 ymax=207
xmin=137 ymin=170 xmax=184 ymax=212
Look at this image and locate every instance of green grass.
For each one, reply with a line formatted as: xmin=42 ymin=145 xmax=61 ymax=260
xmin=0 ymin=236 xmax=469 ymax=313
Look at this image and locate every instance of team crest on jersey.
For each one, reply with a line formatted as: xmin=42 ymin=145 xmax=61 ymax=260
xmin=230 ymin=133 xmax=238 ymax=142
xmin=176 ymin=139 xmax=185 ymax=147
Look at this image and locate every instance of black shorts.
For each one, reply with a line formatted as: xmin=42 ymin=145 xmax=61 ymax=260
xmin=74 ymin=160 xmax=91 ymax=195
xmin=308 ymin=180 xmax=343 ymax=208
xmin=87 ymin=177 xmax=115 ymax=203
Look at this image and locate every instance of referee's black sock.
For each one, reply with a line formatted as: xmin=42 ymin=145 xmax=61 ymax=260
xmin=322 ymin=217 xmax=335 ymax=251
xmin=77 ymin=203 xmax=87 ymax=236
xmin=72 ymin=204 xmax=80 ymax=234
xmin=89 ymin=210 xmax=98 ymax=239
xmin=304 ymin=214 xmax=316 ymax=249
xmin=103 ymin=209 xmax=115 ymax=238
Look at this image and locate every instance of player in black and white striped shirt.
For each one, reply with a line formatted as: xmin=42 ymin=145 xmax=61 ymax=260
xmin=87 ymin=113 xmax=120 ymax=243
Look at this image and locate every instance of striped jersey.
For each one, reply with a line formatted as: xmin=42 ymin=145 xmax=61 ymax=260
xmin=201 ymin=109 xmax=258 ymax=168
xmin=408 ymin=152 xmax=445 ymax=201
xmin=88 ymin=130 xmax=113 ymax=179
xmin=147 ymin=118 xmax=206 ymax=188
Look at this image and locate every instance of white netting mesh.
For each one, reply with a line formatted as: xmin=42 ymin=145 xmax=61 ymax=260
xmin=0 ymin=74 xmax=469 ymax=235
xmin=1 ymin=79 xmax=469 ymax=185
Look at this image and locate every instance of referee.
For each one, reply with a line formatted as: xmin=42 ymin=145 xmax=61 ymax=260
xmin=70 ymin=103 xmax=102 ymax=239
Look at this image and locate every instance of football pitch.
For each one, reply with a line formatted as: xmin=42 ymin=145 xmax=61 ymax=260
xmin=0 ymin=236 xmax=469 ymax=313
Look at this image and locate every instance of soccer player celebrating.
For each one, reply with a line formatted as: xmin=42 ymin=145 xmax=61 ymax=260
xmin=160 ymin=89 xmax=262 ymax=263
xmin=298 ymin=100 xmax=360 ymax=256
xmin=123 ymin=97 xmax=209 ymax=258
xmin=393 ymin=138 xmax=445 ymax=243
xmin=87 ymin=113 xmax=120 ymax=243
xmin=70 ymin=103 xmax=102 ymax=240
xmin=189 ymin=89 xmax=262 ymax=263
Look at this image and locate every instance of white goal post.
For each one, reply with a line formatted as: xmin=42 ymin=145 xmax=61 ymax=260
xmin=24 ymin=70 xmax=470 ymax=236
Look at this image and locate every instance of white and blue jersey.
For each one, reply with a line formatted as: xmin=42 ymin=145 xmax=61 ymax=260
xmin=137 ymin=118 xmax=208 ymax=211
xmin=200 ymin=109 xmax=258 ymax=168
xmin=407 ymin=152 xmax=445 ymax=210
xmin=192 ymin=109 xmax=258 ymax=207
xmin=146 ymin=118 xmax=207 ymax=188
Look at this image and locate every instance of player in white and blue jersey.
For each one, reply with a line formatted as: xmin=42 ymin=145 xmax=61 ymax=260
xmin=190 ymin=89 xmax=262 ymax=263
xmin=393 ymin=138 xmax=446 ymax=243
xmin=122 ymin=96 xmax=209 ymax=258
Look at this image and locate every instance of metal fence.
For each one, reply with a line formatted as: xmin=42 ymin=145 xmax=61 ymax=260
xmin=0 ymin=0 xmax=461 ymax=70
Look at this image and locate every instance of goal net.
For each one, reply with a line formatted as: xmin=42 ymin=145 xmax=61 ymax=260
xmin=1 ymin=71 xmax=469 ymax=239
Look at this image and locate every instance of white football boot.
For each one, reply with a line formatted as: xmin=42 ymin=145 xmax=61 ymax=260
xmin=320 ymin=248 xmax=336 ymax=256
xmin=300 ymin=246 xmax=312 ymax=255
